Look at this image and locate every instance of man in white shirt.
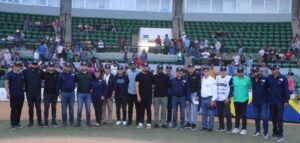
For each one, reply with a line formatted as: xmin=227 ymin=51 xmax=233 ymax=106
xmin=97 ymin=40 xmax=105 ymax=53
xmin=233 ymin=53 xmax=240 ymax=66
xmin=56 ymin=44 xmax=64 ymax=59
xmin=216 ymin=65 xmax=233 ymax=133
xmin=200 ymin=66 xmax=217 ymax=132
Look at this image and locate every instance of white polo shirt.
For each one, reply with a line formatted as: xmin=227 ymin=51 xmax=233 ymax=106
xmin=201 ymin=76 xmax=217 ymax=101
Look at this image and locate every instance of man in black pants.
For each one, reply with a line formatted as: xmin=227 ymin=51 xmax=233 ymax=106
xmin=165 ymin=65 xmax=173 ymax=128
xmin=42 ymin=61 xmax=59 ymax=128
xmin=5 ymin=61 xmax=24 ymax=130
xmin=113 ymin=65 xmax=129 ymax=126
xmin=23 ymin=59 xmax=43 ymax=127
xmin=135 ymin=62 xmax=153 ymax=129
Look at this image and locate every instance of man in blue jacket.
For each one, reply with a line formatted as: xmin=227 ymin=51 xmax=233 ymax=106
xmin=170 ymin=67 xmax=189 ymax=131
xmin=268 ymin=64 xmax=289 ymax=142
xmin=57 ymin=62 xmax=76 ymax=127
xmin=251 ymin=66 xmax=269 ymax=139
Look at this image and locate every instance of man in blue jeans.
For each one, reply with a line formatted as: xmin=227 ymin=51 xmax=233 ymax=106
xmin=170 ymin=67 xmax=189 ymax=131
xmin=200 ymin=66 xmax=217 ymax=132
xmin=57 ymin=62 xmax=76 ymax=127
xmin=268 ymin=65 xmax=289 ymax=142
xmin=75 ymin=61 xmax=94 ymax=127
xmin=251 ymin=66 xmax=269 ymax=139
xmin=185 ymin=63 xmax=201 ymax=130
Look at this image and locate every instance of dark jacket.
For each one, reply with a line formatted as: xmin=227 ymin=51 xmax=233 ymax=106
xmin=23 ymin=67 xmax=42 ymax=95
xmin=251 ymin=76 xmax=269 ymax=105
xmin=186 ymin=72 xmax=201 ymax=97
xmin=268 ymin=73 xmax=289 ymax=105
xmin=57 ymin=72 xmax=76 ymax=93
xmin=113 ymin=74 xmax=129 ymax=97
xmin=75 ymin=71 xmax=94 ymax=93
xmin=170 ymin=77 xmax=189 ymax=100
xmin=42 ymin=70 xmax=59 ymax=95
xmin=91 ymin=78 xmax=107 ymax=97
xmin=104 ymin=73 xmax=115 ymax=97
xmin=153 ymin=72 xmax=170 ymax=97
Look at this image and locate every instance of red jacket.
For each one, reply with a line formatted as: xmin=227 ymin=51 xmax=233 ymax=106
xmin=285 ymin=51 xmax=292 ymax=60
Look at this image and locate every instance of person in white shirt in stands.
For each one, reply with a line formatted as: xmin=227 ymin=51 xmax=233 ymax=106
xmin=232 ymin=52 xmax=240 ymax=66
xmin=216 ymin=65 xmax=233 ymax=133
xmin=56 ymin=43 xmax=64 ymax=59
xmin=97 ymin=40 xmax=105 ymax=53
xmin=200 ymin=66 xmax=217 ymax=132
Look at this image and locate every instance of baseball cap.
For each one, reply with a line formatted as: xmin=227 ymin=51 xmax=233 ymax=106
xmin=32 ymin=59 xmax=39 ymax=65
xmin=188 ymin=63 xmax=195 ymax=68
xmin=14 ymin=61 xmax=22 ymax=66
xmin=104 ymin=64 xmax=111 ymax=69
xmin=203 ymin=66 xmax=210 ymax=71
xmin=157 ymin=64 xmax=163 ymax=69
xmin=176 ymin=67 xmax=183 ymax=72
xmin=64 ymin=62 xmax=72 ymax=67
xmin=271 ymin=64 xmax=280 ymax=70
xmin=237 ymin=65 xmax=244 ymax=72
xmin=143 ymin=62 xmax=149 ymax=67
xmin=48 ymin=61 xmax=55 ymax=67
xmin=287 ymin=72 xmax=294 ymax=76
xmin=117 ymin=65 xmax=124 ymax=70
xmin=95 ymin=68 xmax=101 ymax=73
xmin=166 ymin=65 xmax=172 ymax=69
xmin=252 ymin=66 xmax=260 ymax=72
xmin=220 ymin=65 xmax=227 ymax=71
xmin=81 ymin=61 xmax=88 ymax=66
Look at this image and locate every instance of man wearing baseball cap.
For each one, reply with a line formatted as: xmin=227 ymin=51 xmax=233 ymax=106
xmin=42 ymin=61 xmax=59 ymax=128
xmin=135 ymin=62 xmax=153 ymax=129
xmin=200 ymin=66 xmax=217 ymax=132
xmin=165 ymin=65 xmax=174 ymax=128
xmin=231 ymin=65 xmax=251 ymax=135
xmin=185 ymin=63 xmax=201 ymax=130
xmin=23 ymin=59 xmax=43 ymax=127
xmin=216 ymin=65 xmax=233 ymax=133
xmin=75 ymin=61 xmax=94 ymax=127
xmin=170 ymin=67 xmax=188 ymax=131
xmin=251 ymin=66 xmax=269 ymax=139
xmin=113 ymin=65 xmax=129 ymax=126
xmin=102 ymin=63 xmax=115 ymax=126
xmin=153 ymin=64 xmax=170 ymax=128
xmin=127 ymin=61 xmax=140 ymax=126
xmin=57 ymin=62 xmax=76 ymax=127
xmin=5 ymin=61 xmax=24 ymax=130
xmin=268 ymin=64 xmax=289 ymax=142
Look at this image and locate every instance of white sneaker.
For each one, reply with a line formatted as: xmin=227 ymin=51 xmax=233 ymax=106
xmin=122 ymin=121 xmax=127 ymax=126
xmin=136 ymin=123 xmax=143 ymax=128
xmin=263 ymin=134 xmax=269 ymax=140
xmin=146 ymin=123 xmax=151 ymax=129
xmin=276 ymin=137 xmax=284 ymax=142
xmin=252 ymin=132 xmax=260 ymax=137
xmin=231 ymin=128 xmax=240 ymax=134
xmin=240 ymin=129 xmax=247 ymax=135
xmin=168 ymin=122 xmax=173 ymax=128
xmin=116 ymin=121 xmax=121 ymax=126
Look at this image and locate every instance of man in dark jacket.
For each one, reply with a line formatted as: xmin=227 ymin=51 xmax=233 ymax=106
xmin=102 ymin=64 xmax=115 ymax=126
xmin=75 ymin=61 xmax=94 ymax=127
xmin=42 ymin=61 xmax=59 ymax=127
xmin=153 ymin=64 xmax=170 ymax=128
xmin=23 ymin=59 xmax=43 ymax=127
xmin=268 ymin=65 xmax=289 ymax=142
xmin=57 ymin=62 xmax=76 ymax=127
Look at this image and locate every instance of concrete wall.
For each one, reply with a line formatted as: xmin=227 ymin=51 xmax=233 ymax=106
xmin=0 ymin=3 xmax=291 ymax=22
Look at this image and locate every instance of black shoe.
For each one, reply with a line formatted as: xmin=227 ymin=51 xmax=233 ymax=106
xmin=207 ymin=128 xmax=213 ymax=132
xmin=200 ymin=127 xmax=207 ymax=131
xmin=184 ymin=123 xmax=191 ymax=129
xmin=191 ymin=124 xmax=196 ymax=130
xmin=154 ymin=124 xmax=159 ymax=128
xmin=162 ymin=125 xmax=168 ymax=129
xmin=27 ymin=123 xmax=33 ymax=127
xmin=74 ymin=124 xmax=81 ymax=127
xmin=127 ymin=121 xmax=132 ymax=126
xmin=16 ymin=124 xmax=23 ymax=129
xmin=38 ymin=122 xmax=43 ymax=127
xmin=51 ymin=122 xmax=59 ymax=128
xmin=43 ymin=123 xmax=49 ymax=128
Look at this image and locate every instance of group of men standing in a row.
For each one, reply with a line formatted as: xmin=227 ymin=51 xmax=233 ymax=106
xmin=5 ymin=59 xmax=289 ymax=142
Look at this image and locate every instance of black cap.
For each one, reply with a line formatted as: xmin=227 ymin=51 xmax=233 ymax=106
xmin=188 ymin=63 xmax=195 ymax=68
xmin=64 ymin=62 xmax=72 ymax=67
xmin=203 ymin=66 xmax=210 ymax=71
xmin=143 ymin=62 xmax=149 ymax=67
xmin=48 ymin=61 xmax=55 ymax=67
xmin=220 ymin=65 xmax=227 ymax=71
xmin=95 ymin=68 xmax=101 ymax=72
xmin=271 ymin=64 xmax=280 ymax=70
xmin=237 ymin=66 xmax=244 ymax=72
xmin=252 ymin=66 xmax=260 ymax=72
xmin=14 ymin=61 xmax=22 ymax=66
xmin=32 ymin=59 xmax=39 ymax=65
xmin=130 ymin=61 xmax=135 ymax=66
xmin=117 ymin=65 xmax=124 ymax=70
xmin=166 ymin=65 xmax=172 ymax=69
xmin=176 ymin=67 xmax=183 ymax=72
xmin=81 ymin=61 xmax=88 ymax=66
xmin=288 ymin=72 xmax=294 ymax=76
xmin=157 ymin=64 xmax=163 ymax=69
xmin=104 ymin=64 xmax=111 ymax=69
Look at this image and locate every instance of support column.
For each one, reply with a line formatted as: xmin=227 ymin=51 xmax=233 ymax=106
xmin=60 ymin=0 xmax=72 ymax=47
xmin=172 ymin=0 xmax=184 ymax=39
xmin=292 ymin=0 xmax=300 ymax=20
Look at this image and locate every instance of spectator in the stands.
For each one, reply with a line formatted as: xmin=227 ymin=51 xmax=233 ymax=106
xmin=176 ymin=50 xmax=183 ymax=65
xmin=164 ymin=34 xmax=172 ymax=53
xmin=184 ymin=36 xmax=190 ymax=54
xmin=118 ymin=39 xmax=126 ymax=51
xmin=287 ymin=72 xmax=295 ymax=96
xmin=155 ymin=35 xmax=162 ymax=48
xmin=67 ymin=48 xmax=74 ymax=61
xmin=263 ymin=48 xmax=269 ymax=64
xmin=292 ymin=37 xmax=300 ymax=61
xmin=240 ymin=54 xmax=246 ymax=65
xmin=97 ymin=40 xmax=105 ymax=52
xmin=215 ymin=40 xmax=221 ymax=55
xmin=59 ymin=21 xmax=64 ymax=35
xmin=33 ymin=48 xmax=39 ymax=60
xmin=111 ymin=23 xmax=117 ymax=32
xmin=258 ymin=48 xmax=265 ymax=59
xmin=56 ymin=43 xmax=64 ymax=59
xmin=52 ymin=19 xmax=59 ymax=33
xmin=124 ymin=51 xmax=128 ymax=63
xmin=78 ymin=23 xmax=84 ymax=32
xmin=141 ymin=49 xmax=148 ymax=63
xmin=204 ymin=39 xmax=209 ymax=49
xmin=232 ymin=52 xmax=240 ymax=66
xmin=13 ymin=30 xmax=24 ymax=50
xmin=260 ymin=63 xmax=269 ymax=77
xmin=246 ymin=56 xmax=254 ymax=68
xmin=202 ymin=49 xmax=210 ymax=65
xmin=80 ymin=47 xmax=89 ymax=62
xmin=23 ymin=18 xmax=30 ymax=32
xmin=285 ymin=48 xmax=293 ymax=67
xmin=38 ymin=42 xmax=47 ymax=61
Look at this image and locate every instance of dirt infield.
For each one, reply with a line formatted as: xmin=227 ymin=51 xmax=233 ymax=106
xmin=0 ymin=137 xmax=150 ymax=143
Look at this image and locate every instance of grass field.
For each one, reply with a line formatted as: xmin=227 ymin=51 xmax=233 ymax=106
xmin=0 ymin=102 xmax=299 ymax=143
